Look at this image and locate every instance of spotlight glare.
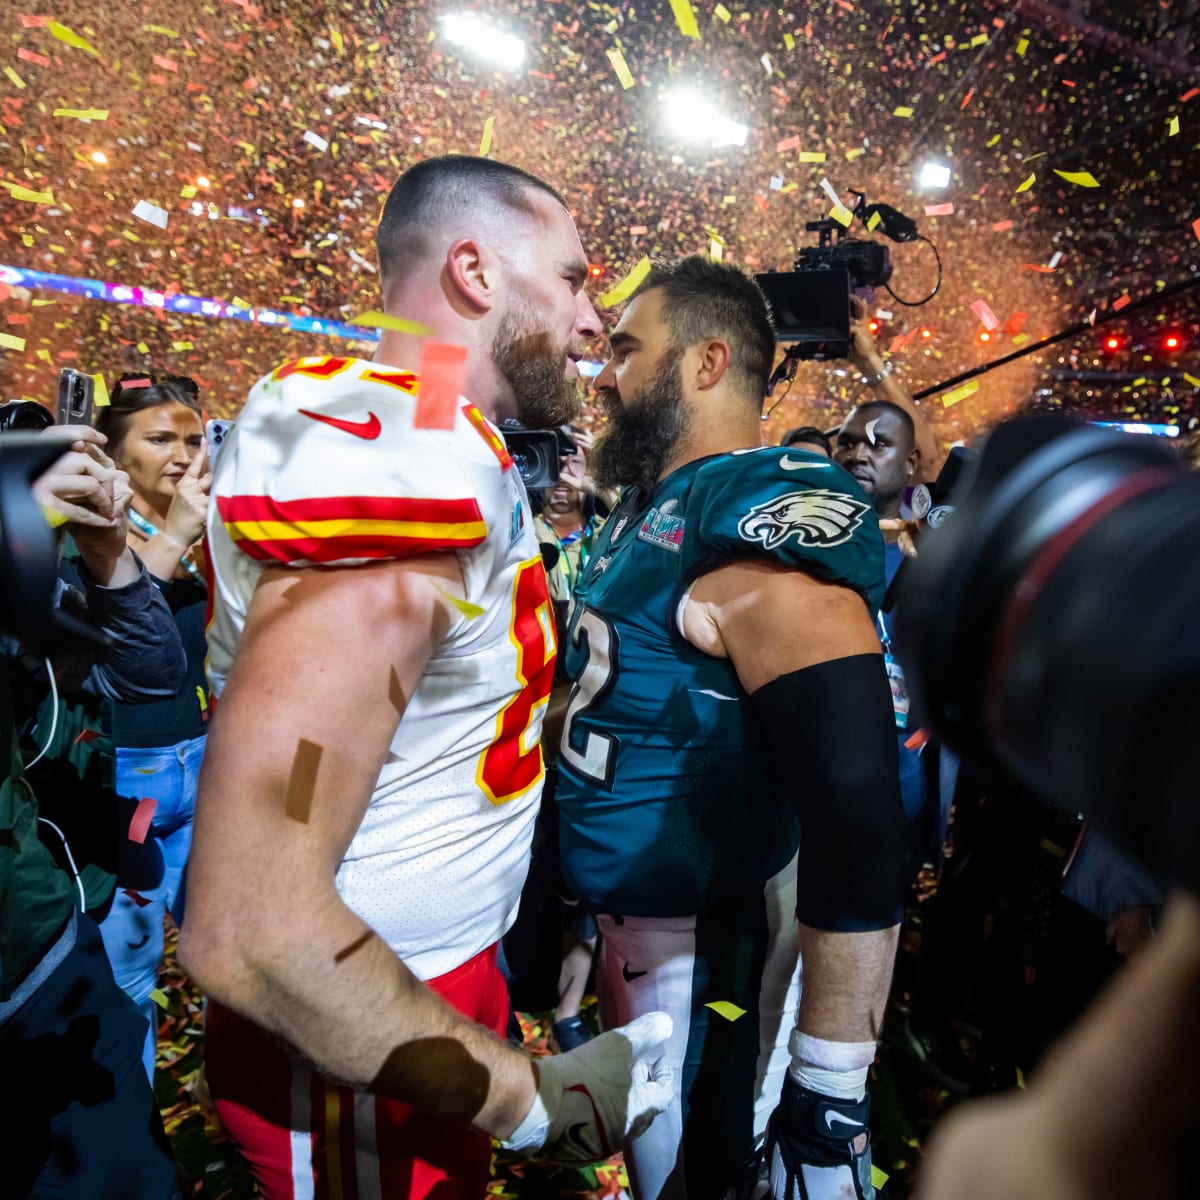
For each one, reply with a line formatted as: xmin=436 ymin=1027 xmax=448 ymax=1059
xmin=441 ymin=13 xmax=526 ymax=70
xmin=663 ymin=88 xmax=749 ymax=149
xmin=978 ymin=329 xmax=992 ymax=343
xmin=1164 ymin=333 xmax=1182 ymax=350
xmin=918 ymin=162 xmax=952 ymax=189
xmin=292 ymin=197 xmax=305 ymax=209
xmin=1104 ymin=335 xmax=1121 ymax=351
xmin=920 ymin=327 xmax=933 ymax=339
xmin=197 ymin=175 xmax=210 ymax=188
xmin=91 ymin=150 xmax=108 ymax=164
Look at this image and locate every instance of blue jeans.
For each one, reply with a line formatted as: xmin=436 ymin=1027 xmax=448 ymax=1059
xmin=98 ymin=732 xmax=205 ymax=1079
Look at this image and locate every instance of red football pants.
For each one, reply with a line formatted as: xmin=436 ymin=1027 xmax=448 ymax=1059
xmin=205 ymin=943 xmax=510 ymax=1200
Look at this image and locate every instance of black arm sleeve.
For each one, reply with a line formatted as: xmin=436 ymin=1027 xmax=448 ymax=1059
xmin=750 ymin=653 xmax=906 ymax=931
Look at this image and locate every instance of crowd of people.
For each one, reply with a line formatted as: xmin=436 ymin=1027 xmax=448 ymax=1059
xmin=4 ymin=151 xmax=1200 ymax=1200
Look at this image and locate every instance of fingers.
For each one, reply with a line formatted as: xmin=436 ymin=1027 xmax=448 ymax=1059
xmin=33 ymin=452 xmax=119 ymax=519
xmin=617 ymin=1010 xmax=673 ymax=1057
xmin=38 ymin=424 xmax=107 ymax=448
xmin=185 ymin=437 xmax=209 ymax=478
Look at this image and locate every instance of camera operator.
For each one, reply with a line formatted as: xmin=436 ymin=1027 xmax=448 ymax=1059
xmin=2 ymin=424 xmax=184 ymax=1198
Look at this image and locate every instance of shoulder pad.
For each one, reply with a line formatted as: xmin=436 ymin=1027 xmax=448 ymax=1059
xmin=681 ymin=447 xmax=886 ymax=611
xmin=214 ymin=356 xmax=497 ymax=568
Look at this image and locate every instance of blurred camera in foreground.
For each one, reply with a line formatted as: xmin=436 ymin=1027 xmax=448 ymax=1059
xmin=896 ymin=413 xmax=1200 ymax=892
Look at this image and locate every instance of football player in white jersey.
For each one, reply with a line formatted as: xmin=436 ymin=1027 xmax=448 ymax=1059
xmin=180 ymin=156 xmax=673 ymax=1200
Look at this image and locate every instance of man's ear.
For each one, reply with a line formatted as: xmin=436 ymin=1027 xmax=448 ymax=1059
xmin=906 ymin=446 xmax=921 ymax=476
xmin=693 ymin=338 xmax=732 ymax=392
xmin=444 ymin=237 xmax=498 ymax=314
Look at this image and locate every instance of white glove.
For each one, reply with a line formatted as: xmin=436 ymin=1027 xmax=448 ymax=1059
xmin=501 ymin=1010 xmax=674 ymax=1164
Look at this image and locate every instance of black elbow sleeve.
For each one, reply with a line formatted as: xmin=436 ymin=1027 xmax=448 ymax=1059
xmin=750 ymin=653 xmax=907 ymax=932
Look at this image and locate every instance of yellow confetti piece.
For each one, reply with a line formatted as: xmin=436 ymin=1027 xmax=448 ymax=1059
xmin=435 ymin=585 xmax=486 ymax=621
xmin=172 ymin=341 xmax=194 ymax=351
xmin=942 ymin=380 xmax=979 ymax=407
xmin=1016 ymin=1065 xmax=1026 ymax=1089
xmin=705 ymin=1000 xmax=746 ymax=1021
xmin=866 ymin=210 xmax=882 ymax=231
xmin=352 ymin=310 xmax=434 ymax=335
xmin=231 ymin=297 xmax=251 ymax=310
xmin=47 ymin=21 xmax=101 ymax=58
xmin=36 ymin=349 xmax=53 ymax=363
xmin=1015 ymin=173 xmax=1036 ymax=193
xmin=709 ymin=237 xmax=724 ymax=261
xmin=479 ymin=115 xmax=495 ymax=157
xmin=830 ymin=202 xmax=854 ymax=227
xmin=238 ymin=141 xmax=256 ymax=156
xmin=136 ymin=342 xmax=150 ymax=354
xmin=601 ymin=255 xmax=653 ymax=307
xmin=316 ymin=264 xmax=334 ymax=276
xmin=1168 ymin=115 xmax=1180 ymax=136
xmin=122 ymin=230 xmax=141 ymax=242
xmin=970 ymin=33 xmax=988 ymax=46
xmin=1 ymin=181 xmax=54 ymax=204
xmin=715 ymin=2 xmax=731 ymax=20
xmin=845 ymin=147 xmax=865 ymax=161
xmin=0 ymin=332 xmax=27 ymax=352
xmin=330 ymin=27 xmax=344 ymax=54
xmin=893 ymin=105 xmax=914 ymax=118
xmin=668 ymin=0 xmax=701 ymax=39
xmin=53 ymin=107 xmax=109 ymax=121
xmin=31 ymin=299 xmax=55 ymax=307
xmin=798 ymin=151 xmax=827 ymax=163
xmin=1012 ymin=332 xmax=1029 ymax=347
xmin=4 ymin=66 xmax=26 ymax=90
xmin=180 ymin=184 xmax=197 ymax=199
xmin=1184 ymin=372 xmax=1200 ymax=387
xmin=871 ymin=1165 xmax=890 ymax=1190
xmin=149 ymin=987 xmax=170 ymax=1009
xmin=1016 ymin=37 xmax=1029 ymax=55
xmin=41 ymin=503 xmax=69 ymax=529
xmin=783 ymin=32 xmax=795 ymax=50
xmin=1054 ymin=169 xmax=1100 ymax=188
xmin=92 ymin=373 xmax=109 ymax=407
xmin=606 ymin=47 xmax=635 ymax=89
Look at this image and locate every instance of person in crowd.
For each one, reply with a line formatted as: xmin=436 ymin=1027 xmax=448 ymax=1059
xmin=179 ymin=155 xmax=673 ymax=1200
xmin=556 ymin=254 xmax=905 ymax=1199
xmin=86 ymin=376 xmax=211 ymax=1079
xmin=780 ymin=425 xmax=833 ymax=456
xmin=3 ymin=423 xmax=184 ymax=1198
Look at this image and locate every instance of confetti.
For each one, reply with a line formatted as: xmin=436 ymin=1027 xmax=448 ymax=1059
xmin=705 ymin=1000 xmax=746 ymax=1021
xmin=1192 ymin=217 xmax=1200 ymax=242
xmin=798 ymin=151 xmax=827 ymax=163
xmin=1015 ymin=173 xmax=1036 ymax=193
xmin=132 ymin=200 xmax=170 ymax=229
xmin=668 ymin=0 xmax=701 ymax=40
xmin=0 ymin=332 xmax=27 ymax=351
xmin=714 ymin=3 xmax=731 ymax=21
xmin=971 ymin=299 xmax=1001 ymax=330
xmin=942 ymin=380 xmax=980 ymax=407
xmin=41 ymin=504 xmax=69 ymax=529
xmin=92 ymin=373 xmax=109 ymax=406
xmin=47 ymin=21 xmax=101 ymax=57
xmin=893 ymin=105 xmax=914 ymax=118
xmin=830 ymin=202 xmax=854 ymax=227
xmin=352 ymin=311 xmax=434 ymax=335
xmin=1054 ymin=169 xmax=1101 ymax=188
xmin=1 ymin=181 xmax=54 ymax=204
xmin=4 ymin=66 xmax=26 ymax=90
xmin=302 ymin=130 xmax=329 ymax=153
xmin=416 ymin=341 xmax=468 ymax=430
xmin=601 ymin=255 xmax=652 ymax=307
xmin=924 ymin=203 xmax=955 ymax=216
xmin=606 ymin=47 xmax=635 ymax=90
xmin=872 ymin=1166 xmax=890 ymax=1189
xmin=149 ymin=987 xmax=171 ymax=1009
xmin=53 ymin=107 xmax=109 ymax=121
xmin=479 ymin=115 xmax=495 ymax=156
xmin=128 ymin=797 xmax=158 ymax=844
xmin=1168 ymin=115 xmax=1180 ymax=136
xmin=435 ymin=585 xmax=485 ymax=620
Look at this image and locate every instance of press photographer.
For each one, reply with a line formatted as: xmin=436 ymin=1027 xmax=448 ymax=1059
xmin=0 ymin=424 xmax=184 ymax=1198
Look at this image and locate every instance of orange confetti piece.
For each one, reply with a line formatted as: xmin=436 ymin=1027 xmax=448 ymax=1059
xmin=775 ymin=134 xmax=800 ymax=152
xmin=17 ymin=47 xmax=50 ymax=66
xmin=416 ymin=342 xmax=468 ymax=430
xmin=152 ymin=53 xmax=178 ymax=72
xmin=1192 ymin=217 xmax=1200 ymax=242
xmin=128 ymin=797 xmax=158 ymax=844
xmin=1112 ymin=295 xmax=1132 ymax=310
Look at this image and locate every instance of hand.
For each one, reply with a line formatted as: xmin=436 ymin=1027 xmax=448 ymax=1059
xmin=1106 ymin=905 xmax=1155 ymax=958
xmin=848 ymin=295 xmax=880 ymax=369
xmin=878 ymin=517 xmax=920 ymax=558
xmin=501 ymin=1010 xmax=674 ymax=1165
xmin=767 ymin=1076 xmax=878 ymax=1199
xmin=162 ymin=437 xmax=212 ymax=549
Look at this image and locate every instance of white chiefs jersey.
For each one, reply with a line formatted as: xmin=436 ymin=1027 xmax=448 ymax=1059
xmin=206 ymin=355 xmax=554 ymax=981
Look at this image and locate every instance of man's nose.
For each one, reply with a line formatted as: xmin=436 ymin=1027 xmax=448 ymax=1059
xmin=575 ymin=289 xmax=602 ymax=341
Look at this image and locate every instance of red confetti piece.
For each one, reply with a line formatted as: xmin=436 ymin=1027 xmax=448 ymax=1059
xmin=415 ymin=342 xmax=468 ymax=430
xmin=147 ymin=73 xmax=168 ymax=85
xmin=1022 ymin=264 xmax=1056 ymax=273
xmin=128 ymin=797 xmax=158 ymax=845
xmin=971 ymin=299 xmax=1000 ymax=330
xmin=122 ymin=888 xmax=154 ymax=909
xmin=775 ymin=134 xmax=800 ymax=152
xmin=16 ymin=47 xmax=50 ymax=66
xmin=1003 ymin=311 xmax=1029 ymax=336
xmin=152 ymin=54 xmax=178 ymax=72
xmin=924 ymin=203 xmax=955 ymax=216
xmin=73 ymin=728 xmax=101 ymax=745
xmin=991 ymin=219 xmax=1014 ymax=233
xmin=18 ymin=13 xmax=49 ymax=26
xmin=960 ymin=88 xmax=975 ymax=110
xmin=1112 ymin=294 xmax=1132 ymax=310
xmin=1192 ymin=217 xmax=1200 ymax=242
xmin=1181 ymin=87 xmax=1199 ymax=102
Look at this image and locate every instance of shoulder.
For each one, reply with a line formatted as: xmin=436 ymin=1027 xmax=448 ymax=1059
xmin=215 ymin=356 xmax=517 ymax=568
xmin=682 ymin=447 xmax=886 ymax=608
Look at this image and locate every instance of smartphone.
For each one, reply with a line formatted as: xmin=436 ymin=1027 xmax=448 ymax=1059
xmin=206 ymin=419 xmax=234 ymax=465
xmin=57 ymin=369 xmax=95 ymax=426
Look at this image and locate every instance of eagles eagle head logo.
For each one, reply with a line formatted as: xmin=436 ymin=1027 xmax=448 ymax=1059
xmin=737 ymin=489 xmax=870 ymax=551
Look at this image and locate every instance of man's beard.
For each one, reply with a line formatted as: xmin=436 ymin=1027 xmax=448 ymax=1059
xmin=492 ymin=300 xmax=583 ymax=429
xmin=591 ymin=350 xmax=691 ymax=494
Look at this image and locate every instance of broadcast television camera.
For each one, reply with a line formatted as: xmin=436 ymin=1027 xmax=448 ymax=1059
xmin=895 ymin=413 xmax=1200 ymax=893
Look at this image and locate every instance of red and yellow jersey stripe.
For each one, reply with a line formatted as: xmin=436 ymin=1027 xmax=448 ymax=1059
xmin=217 ymin=493 xmax=487 ymax=565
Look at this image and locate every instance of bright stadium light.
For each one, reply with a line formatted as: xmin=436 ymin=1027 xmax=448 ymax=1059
xmin=663 ymin=88 xmax=749 ymax=149
xmin=919 ymin=161 xmax=952 ymax=189
xmin=441 ymin=13 xmax=526 ymax=70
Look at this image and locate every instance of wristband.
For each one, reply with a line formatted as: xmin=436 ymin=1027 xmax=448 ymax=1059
xmin=861 ymin=360 xmax=895 ymax=387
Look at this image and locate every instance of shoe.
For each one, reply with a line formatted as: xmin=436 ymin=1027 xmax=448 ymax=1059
xmin=552 ymin=1014 xmax=593 ymax=1052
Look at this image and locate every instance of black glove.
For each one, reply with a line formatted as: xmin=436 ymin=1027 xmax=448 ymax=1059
xmin=765 ymin=1075 xmax=876 ymax=1200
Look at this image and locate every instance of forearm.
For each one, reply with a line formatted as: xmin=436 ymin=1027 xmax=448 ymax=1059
xmin=77 ymin=543 xmax=141 ymax=589
xmin=181 ymin=898 xmax=537 ymax=1135
xmin=795 ymin=924 xmax=899 ymax=1040
xmin=133 ymin=530 xmax=192 ymax=581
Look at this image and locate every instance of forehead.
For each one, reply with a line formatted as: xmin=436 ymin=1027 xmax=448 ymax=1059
xmin=131 ymin=402 xmax=202 ymax=431
xmin=841 ymin=409 xmax=906 ymax=440
xmin=526 ymin=188 xmax=586 ymax=257
xmin=610 ymin=287 xmax=666 ymax=341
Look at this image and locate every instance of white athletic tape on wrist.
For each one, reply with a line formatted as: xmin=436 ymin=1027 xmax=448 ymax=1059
xmin=499 ymin=1065 xmax=560 ymax=1154
xmin=788 ymin=1029 xmax=875 ymax=1101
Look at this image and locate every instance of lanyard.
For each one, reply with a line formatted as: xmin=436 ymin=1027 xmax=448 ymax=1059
xmin=127 ymin=508 xmax=204 ymax=584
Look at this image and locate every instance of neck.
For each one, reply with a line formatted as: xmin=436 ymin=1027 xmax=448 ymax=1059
xmin=545 ymin=509 xmax=585 ymax=535
xmin=657 ymin=407 xmax=763 ymax=482
xmin=134 ymin=494 xmax=171 ymax=527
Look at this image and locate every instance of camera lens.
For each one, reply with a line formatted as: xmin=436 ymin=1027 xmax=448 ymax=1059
xmin=0 ymin=401 xmax=54 ymax=434
xmin=896 ymin=414 xmax=1200 ymax=890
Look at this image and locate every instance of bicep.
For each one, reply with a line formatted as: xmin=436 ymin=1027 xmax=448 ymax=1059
xmin=687 ymin=558 xmax=880 ymax=694
xmin=188 ymin=556 xmax=458 ymax=922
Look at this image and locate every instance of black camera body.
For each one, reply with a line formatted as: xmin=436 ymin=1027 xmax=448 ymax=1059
xmin=501 ymin=423 xmax=576 ymax=490
xmin=795 ymin=235 xmax=893 ymax=291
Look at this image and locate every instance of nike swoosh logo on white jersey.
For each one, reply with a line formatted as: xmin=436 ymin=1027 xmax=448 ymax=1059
xmin=780 ymin=456 xmax=833 ymax=471
xmin=825 ymin=1110 xmax=865 ymax=1132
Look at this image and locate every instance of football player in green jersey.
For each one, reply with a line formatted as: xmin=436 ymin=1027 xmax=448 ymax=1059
xmin=556 ymin=256 xmax=906 ymax=1199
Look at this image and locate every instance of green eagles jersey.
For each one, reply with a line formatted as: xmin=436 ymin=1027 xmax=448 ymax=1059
xmin=556 ymin=445 xmax=886 ymax=917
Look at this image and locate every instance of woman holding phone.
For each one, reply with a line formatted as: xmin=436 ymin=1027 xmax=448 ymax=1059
xmin=94 ymin=375 xmax=212 ymax=1078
